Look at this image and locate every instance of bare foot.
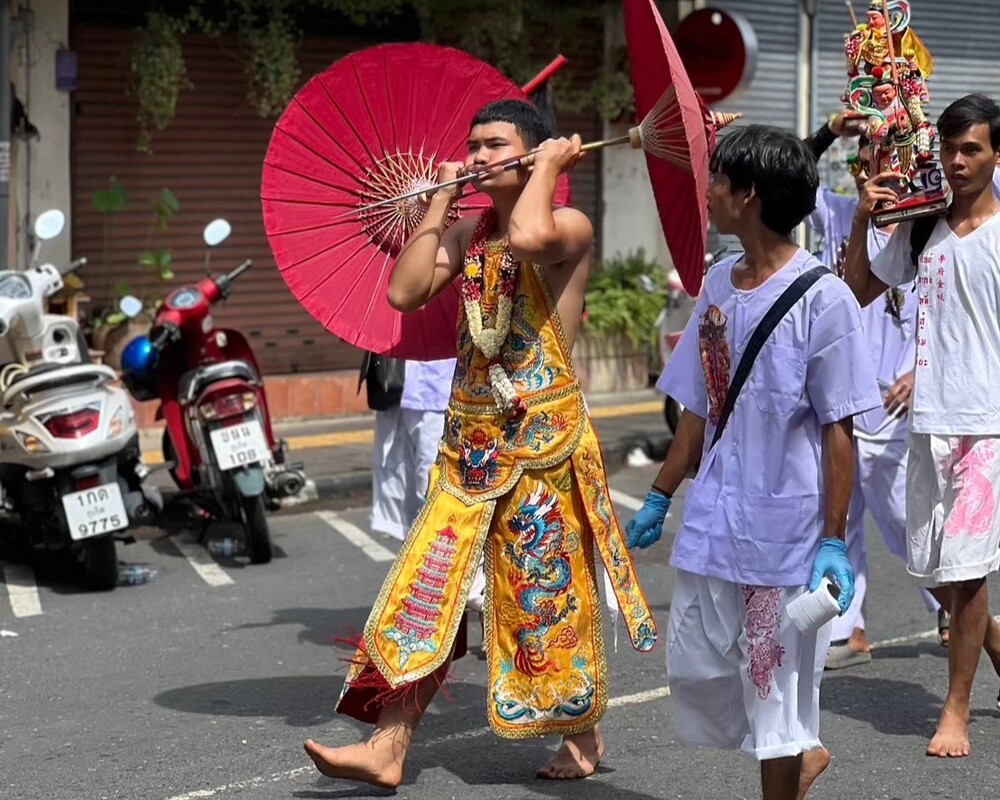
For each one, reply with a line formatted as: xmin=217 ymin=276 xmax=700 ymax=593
xmin=303 ymin=738 xmax=403 ymax=789
xmin=537 ymin=727 xmax=605 ymax=779
xmin=797 ymin=747 xmax=830 ymax=799
xmin=848 ymin=628 xmax=872 ymax=654
xmin=925 ymin=706 xmax=971 ymax=758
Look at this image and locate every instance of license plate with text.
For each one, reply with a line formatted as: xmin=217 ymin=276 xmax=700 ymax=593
xmin=209 ymin=420 xmax=269 ymax=470
xmin=63 ymin=483 xmax=128 ymax=541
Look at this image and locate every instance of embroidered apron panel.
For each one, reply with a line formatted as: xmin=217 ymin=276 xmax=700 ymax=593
xmin=362 ymin=473 xmax=494 ymax=687
xmin=485 ymin=458 xmax=606 ymax=738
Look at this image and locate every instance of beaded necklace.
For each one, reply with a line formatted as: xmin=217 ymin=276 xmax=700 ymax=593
xmin=462 ymin=207 xmax=525 ymax=415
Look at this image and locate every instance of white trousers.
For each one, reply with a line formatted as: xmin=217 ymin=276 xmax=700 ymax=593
xmin=906 ymin=433 xmax=1000 ymax=585
xmin=667 ymin=570 xmax=829 ymax=761
xmin=370 ymin=407 xmax=445 ymax=540
xmin=832 ymin=437 xmax=939 ymax=640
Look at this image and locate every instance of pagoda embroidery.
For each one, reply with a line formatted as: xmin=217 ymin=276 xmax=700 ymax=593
xmin=382 ymin=526 xmax=458 ymax=669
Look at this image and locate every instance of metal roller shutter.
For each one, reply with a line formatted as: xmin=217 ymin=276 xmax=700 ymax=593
xmin=699 ymin=0 xmax=802 ymax=132
xmin=684 ymin=1 xmax=803 ymax=258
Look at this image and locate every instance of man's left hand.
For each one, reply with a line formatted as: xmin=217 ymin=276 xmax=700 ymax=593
xmin=531 ymin=135 xmax=584 ymax=175
xmin=884 ymin=371 xmax=914 ymax=416
xmin=830 ymin=110 xmax=867 ymax=137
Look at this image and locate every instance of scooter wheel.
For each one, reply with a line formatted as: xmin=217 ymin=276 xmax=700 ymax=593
xmin=81 ymin=536 xmax=119 ymax=591
xmin=240 ymin=494 xmax=272 ymax=564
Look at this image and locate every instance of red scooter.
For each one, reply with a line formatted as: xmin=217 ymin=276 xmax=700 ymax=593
xmin=120 ymin=219 xmax=305 ymax=563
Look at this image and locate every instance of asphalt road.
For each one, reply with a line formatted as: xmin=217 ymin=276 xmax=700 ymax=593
xmin=2 ymin=465 xmax=1000 ymax=800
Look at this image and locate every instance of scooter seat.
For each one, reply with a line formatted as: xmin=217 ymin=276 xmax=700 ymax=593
xmin=3 ymin=363 xmax=117 ymax=406
xmin=6 ymin=363 xmax=65 ymax=385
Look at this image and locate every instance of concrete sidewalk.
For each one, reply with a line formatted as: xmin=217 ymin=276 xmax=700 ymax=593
xmin=141 ymin=388 xmax=672 ymax=503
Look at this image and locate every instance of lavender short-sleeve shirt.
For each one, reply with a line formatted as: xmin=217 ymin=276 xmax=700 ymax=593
xmin=657 ymin=249 xmax=881 ymax=587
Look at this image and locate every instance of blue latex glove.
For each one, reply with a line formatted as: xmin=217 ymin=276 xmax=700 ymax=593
xmin=809 ymin=537 xmax=854 ymax=615
xmin=625 ymin=491 xmax=672 ymax=549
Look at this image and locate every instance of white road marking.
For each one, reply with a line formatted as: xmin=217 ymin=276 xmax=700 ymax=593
xmin=316 ymin=511 xmax=395 ymax=562
xmin=172 ymin=540 xmax=235 ymax=587
xmin=609 ymin=488 xmax=644 ymax=512
xmin=871 ymin=615 xmax=1000 ymax=649
xmin=2 ymin=563 xmax=42 ymax=617
xmin=161 ymin=686 xmax=671 ymax=799
xmin=163 ymin=766 xmax=314 ymax=800
xmin=609 ymin=686 xmax=671 ymax=706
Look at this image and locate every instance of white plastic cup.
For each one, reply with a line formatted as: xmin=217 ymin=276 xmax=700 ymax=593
xmin=786 ymin=577 xmax=842 ymax=634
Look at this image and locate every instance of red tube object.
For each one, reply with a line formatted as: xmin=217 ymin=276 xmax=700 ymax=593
xmin=520 ymin=54 xmax=568 ymax=94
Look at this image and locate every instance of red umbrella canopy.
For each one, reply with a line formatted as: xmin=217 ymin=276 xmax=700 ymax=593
xmin=623 ymin=0 xmax=713 ymax=297
xmin=261 ymin=43 xmax=568 ymax=359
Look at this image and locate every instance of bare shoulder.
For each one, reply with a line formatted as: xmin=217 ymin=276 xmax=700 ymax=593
xmin=553 ymin=207 xmax=595 ymax=248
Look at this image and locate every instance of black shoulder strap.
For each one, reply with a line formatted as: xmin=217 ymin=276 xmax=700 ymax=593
xmin=711 ymin=266 xmax=830 ymax=448
xmin=909 ymin=215 xmax=938 ymax=268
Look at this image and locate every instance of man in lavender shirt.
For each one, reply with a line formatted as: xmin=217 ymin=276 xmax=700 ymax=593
xmin=625 ymin=126 xmax=880 ymax=799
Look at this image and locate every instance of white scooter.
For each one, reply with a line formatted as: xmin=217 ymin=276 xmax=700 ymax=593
xmin=0 ymin=210 xmax=161 ymax=589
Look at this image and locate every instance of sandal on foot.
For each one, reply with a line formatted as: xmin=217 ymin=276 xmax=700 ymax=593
xmin=825 ymin=640 xmax=873 ymax=671
xmin=938 ymin=608 xmax=951 ymax=648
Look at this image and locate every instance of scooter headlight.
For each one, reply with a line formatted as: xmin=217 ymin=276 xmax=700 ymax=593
xmin=16 ymin=431 xmax=49 ymax=454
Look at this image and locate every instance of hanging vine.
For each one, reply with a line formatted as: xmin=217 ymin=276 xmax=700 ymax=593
xmin=129 ymin=0 xmax=628 ymax=152
xmin=130 ymin=12 xmax=192 ymax=153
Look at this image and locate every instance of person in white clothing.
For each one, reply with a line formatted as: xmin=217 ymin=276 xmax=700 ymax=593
xmin=370 ymin=358 xmax=456 ymax=540
xmin=628 ymin=125 xmax=881 ymax=799
xmin=845 ymin=93 xmax=1000 ymax=759
xmin=807 ymin=132 xmax=943 ymax=668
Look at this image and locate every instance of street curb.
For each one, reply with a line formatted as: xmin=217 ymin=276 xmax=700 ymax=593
xmin=305 ymin=432 xmax=671 ymax=504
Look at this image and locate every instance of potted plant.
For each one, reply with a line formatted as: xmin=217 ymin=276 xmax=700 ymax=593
xmin=87 ymin=178 xmax=179 ymax=369
xmin=574 ymin=249 xmax=665 ymax=394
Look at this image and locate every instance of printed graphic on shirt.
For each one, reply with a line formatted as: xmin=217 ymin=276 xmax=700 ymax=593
xmin=698 ymin=305 xmax=731 ymax=426
xmin=915 ymin=249 xmax=947 ymax=370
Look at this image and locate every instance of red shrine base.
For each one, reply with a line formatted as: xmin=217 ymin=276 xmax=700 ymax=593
xmin=873 ymin=189 xmax=949 ymax=227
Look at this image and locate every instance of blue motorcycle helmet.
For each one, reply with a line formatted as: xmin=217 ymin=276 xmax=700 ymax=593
xmin=121 ymin=335 xmax=160 ymax=401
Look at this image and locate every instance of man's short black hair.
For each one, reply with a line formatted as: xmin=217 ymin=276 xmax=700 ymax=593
xmin=470 ymin=99 xmax=552 ymax=150
xmin=709 ymin=125 xmax=819 ymax=235
xmin=937 ymin=93 xmax=1000 ymax=151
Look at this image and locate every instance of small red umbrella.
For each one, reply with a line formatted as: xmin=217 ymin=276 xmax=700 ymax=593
xmin=261 ymin=43 xmax=568 ymax=359
xmin=623 ymin=0 xmax=737 ymax=297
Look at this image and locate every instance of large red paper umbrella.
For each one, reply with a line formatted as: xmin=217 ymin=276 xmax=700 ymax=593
xmin=624 ymin=0 xmax=729 ymax=297
xmin=261 ymin=43 xmax=569 ymax=359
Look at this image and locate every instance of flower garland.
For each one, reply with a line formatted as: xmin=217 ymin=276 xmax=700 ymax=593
xmin=462 ymin=208 xmax=525 ymax=415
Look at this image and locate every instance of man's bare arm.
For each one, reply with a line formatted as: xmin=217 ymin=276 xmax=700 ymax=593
xmin=843 ymin=171 xmax=898 ymax=307
xmin=821 ymin=418 xmax=854 ymax=542
xmin=650 ymin=410 xmax=707 ymax=497
xmin=387 ymin=163 xmax=471 ymax=313
xmin=508 ymin=137 xmax=591 ymax=267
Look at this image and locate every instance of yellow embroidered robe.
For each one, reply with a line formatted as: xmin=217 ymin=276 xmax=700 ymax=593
xmin=337 ymin=241 xmax=656 ymax=739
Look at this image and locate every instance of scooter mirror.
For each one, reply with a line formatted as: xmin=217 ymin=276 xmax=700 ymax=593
xmin=34 ymin=209 xmax=66 ymax=241
xmin=638 ymin=274 xmax=657 ymax=293
xmin=203 ymin=219 xmax=232 ymax=247
xmin=119 ymin=295 xmax=144 ymax=319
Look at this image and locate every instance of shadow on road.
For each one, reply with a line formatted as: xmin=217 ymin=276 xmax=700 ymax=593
xmin=820 ymin=671 xmax=992 ymax=738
